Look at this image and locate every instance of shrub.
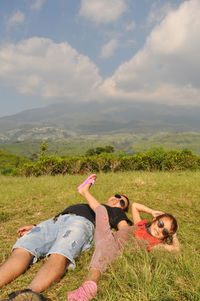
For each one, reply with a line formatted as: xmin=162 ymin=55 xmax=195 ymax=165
xmin=162 ymin=149 xmax=199 ymax=171
xmin=17 ymin=147 xmax=200 ymax=177
xmin=145 ymin=147 xmax=166 ymax=170
xmin=85 ymin=145 xmax=115 ymax=156
xmin=1 ymin=168 xmax=19 ymax=176
xmin=132 ymin=152 xmax=150 ymax=170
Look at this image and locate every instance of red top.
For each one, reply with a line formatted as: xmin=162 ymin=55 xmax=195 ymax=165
xmin=134 ymin=219 xmax=162 ymax=251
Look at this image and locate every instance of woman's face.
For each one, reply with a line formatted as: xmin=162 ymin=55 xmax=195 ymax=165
xmin=106 ymin=195 xmax=128 ymax=211
xmin=149 ymin=217 xmax=173 ymax=240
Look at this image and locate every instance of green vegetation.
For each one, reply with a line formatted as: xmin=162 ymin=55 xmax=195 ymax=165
xmin=2 ymin=143 xmax=200 ymax=176
xmin=18 ymin=147 xmax=200 ymax=177
xmin=1 ymin=132 xmax=200 ymax=158
xmin=85 ymin=145 xmax=115 ymax=156
xmin=0 ymin=149 xmax=29 ymax=175
xmin=0 ymin=172 xmax=199 ymax=300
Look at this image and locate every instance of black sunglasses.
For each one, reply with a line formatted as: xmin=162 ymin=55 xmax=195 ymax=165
xmin=115 ymin=194 xmax=125 ymax=207
xmin=157 ymin=220 xmax=169 ymax=237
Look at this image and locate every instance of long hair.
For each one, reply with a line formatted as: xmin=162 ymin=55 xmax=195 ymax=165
xmin=148 ymin=213 xmax=178 ymax=241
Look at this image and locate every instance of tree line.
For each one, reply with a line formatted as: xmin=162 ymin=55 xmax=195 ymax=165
xmin=1 ymin=142 xmax=199 ymax=176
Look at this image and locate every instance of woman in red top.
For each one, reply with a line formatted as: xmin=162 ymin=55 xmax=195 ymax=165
xmin=68 ymin=175 xmax=179 ymax=301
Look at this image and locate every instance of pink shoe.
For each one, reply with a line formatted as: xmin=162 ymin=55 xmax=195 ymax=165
xmin=77 ymin=174 xmax=97 ymax=191
xmin=67 ymin=281 xmax=98 ymax=301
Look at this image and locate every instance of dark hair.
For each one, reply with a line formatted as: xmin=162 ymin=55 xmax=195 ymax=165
xmin=152 ymin=213 xmax=178 ymax=240
xmin=121 ymin=195 xmax=130 ymax=212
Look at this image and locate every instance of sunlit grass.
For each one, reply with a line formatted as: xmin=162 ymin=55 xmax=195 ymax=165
xmin=0 ymin=171 xmax=200 ymax=300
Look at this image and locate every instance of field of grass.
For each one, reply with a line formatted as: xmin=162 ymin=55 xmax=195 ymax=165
xmin=0 ymin=171 xmax=200 ymax=300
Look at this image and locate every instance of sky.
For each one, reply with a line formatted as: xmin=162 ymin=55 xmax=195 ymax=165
xmin=0 ymin=0 xmax=199 ymax=117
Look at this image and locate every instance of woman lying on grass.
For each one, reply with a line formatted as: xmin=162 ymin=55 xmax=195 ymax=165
xmin=68 ymin=175 xmax=180 ymax=301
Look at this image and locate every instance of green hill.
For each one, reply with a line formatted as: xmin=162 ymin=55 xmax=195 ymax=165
xmin=1 ymin=132 xmax=200 ymax=159
xmin=0 ymin=149 xmax=29 ymax=170
xmin=1 ymin=101 xmax=200 ymax=144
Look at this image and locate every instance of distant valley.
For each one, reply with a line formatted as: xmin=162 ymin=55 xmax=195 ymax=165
xmin=0 ymin=101 xmax=200 ymax=157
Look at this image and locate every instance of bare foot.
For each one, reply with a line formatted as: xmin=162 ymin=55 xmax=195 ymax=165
xmin=78 ymin=175 xmax=97 ymax=196
xmin=78 ymin=182 xmax=92 ymax=196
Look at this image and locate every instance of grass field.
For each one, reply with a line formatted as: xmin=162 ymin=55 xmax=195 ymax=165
xmin=0 ymin=171 xmax=200 ymax=300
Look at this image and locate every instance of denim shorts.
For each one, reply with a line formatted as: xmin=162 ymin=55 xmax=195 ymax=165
xmin=12 ymin=214 xmax=94 ymax=269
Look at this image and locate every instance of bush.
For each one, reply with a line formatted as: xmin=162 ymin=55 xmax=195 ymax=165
xmin=145 ymin=147 xmax=166 ymax=170
xmin=1 ymin=168 xmax=19 ymax=176
xmin=17 ymin=148 xmax=200 ymax=177
xmin=162 ymin=149 xmax=199 ymax=171
xmin=85 ymin=145 xmax=115 ymax=156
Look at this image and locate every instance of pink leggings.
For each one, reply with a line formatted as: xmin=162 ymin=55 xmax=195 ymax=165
xmin=89 ymin=205 xmax=121 ymax=273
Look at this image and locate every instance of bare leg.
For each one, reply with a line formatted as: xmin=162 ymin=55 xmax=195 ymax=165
xmin=68 ymin=274 xmax=98 ymax=301
xmin=85 ymin=267 xmax=101 ymax=283
xmin=28 ymin=254 xmax=68 ymax=293
xmin=68 ymin=177 xmax=110 ymax=300
xmin=0 ymin=248 xmax=33 ymax=288
xmin=67 ymin=266 xmax=101 ymax=300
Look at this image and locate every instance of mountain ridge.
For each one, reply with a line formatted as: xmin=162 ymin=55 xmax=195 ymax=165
xmin=1 ymin=101 xmax=200 ymax=143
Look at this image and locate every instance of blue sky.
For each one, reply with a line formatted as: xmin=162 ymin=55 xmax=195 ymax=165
xmin=0 ymin=0 xmax=199 ymax=117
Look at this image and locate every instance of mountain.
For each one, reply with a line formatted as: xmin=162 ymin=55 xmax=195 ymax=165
xmin=1 ymin=100 xmax=200 ymax=143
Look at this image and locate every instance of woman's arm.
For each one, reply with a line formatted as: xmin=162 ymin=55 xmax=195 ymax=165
xmin=152 ymin=233 xmax=180 ymax=252
xmin=131 ymin=202 xmax=164 ymax=225
xmin=78 ymin=178 xmax=100 ymax=211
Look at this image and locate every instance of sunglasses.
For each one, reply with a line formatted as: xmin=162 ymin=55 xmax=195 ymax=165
xmin=157 ymin=220 xmax=169 ymax=237
xmin=115 ymin=194 xmax=126 ymax=207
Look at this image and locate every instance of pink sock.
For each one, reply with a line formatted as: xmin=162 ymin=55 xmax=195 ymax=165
xmin=67 ymin=281 xmax=98 ymax=301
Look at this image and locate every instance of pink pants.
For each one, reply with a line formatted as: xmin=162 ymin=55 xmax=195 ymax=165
xmin=89 ymin=205 xmax=129 ymax=273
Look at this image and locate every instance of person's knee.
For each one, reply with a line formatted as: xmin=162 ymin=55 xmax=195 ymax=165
xmin=12 ymin=248 xmax=33 ymax=261
xmin=28 ymin=254 xmax=69 ymax=292
xmin=48 ymin=253 xmax=69 ymax=267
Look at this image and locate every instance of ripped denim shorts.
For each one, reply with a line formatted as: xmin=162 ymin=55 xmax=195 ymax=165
xmin=12 ymin=214 xmax=94 ymax=269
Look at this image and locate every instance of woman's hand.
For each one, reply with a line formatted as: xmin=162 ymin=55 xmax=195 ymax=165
xmin=17 ymin=225 xmax=34 ymax=237
xmin=132 ymin=203 xmax=164 ymax=225
xmin=151 ymin=210 xmax=164 ymax=218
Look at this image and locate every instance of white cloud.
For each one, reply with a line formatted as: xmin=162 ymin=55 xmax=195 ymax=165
xmin=79 ymin=0 xmax=127 ymax=24
xmin=30 ymin=0 xmax=45 ymax=11
xmin=147 ymin=2 xmax=175 ymax=27
xmin=125 ymin=21 xmax=135 ymax=31
xmin=100 ymin=0 xmax=200 ymax=105
xmin=0 ymin=37 xmax=102 ymax=101
xmin=100 ymin=39 xmax=119 ymax=58
xmin=7 ymin=11 xmax=24 ymax=27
